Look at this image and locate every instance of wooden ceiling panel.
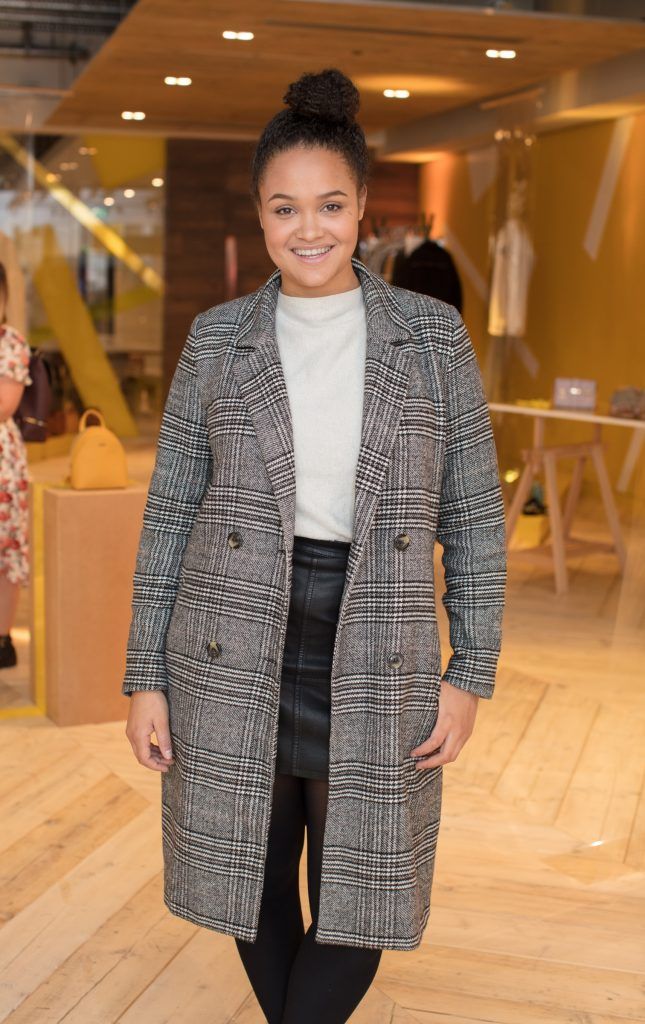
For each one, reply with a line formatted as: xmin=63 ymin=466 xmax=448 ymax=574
xmin=45 ymin=0 xmax=645 ymax=137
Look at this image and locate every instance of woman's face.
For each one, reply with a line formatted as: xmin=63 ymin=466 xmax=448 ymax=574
xmin=257 ymin=145 xmax=367 ymax=298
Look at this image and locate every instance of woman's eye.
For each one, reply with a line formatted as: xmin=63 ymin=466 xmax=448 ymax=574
xmin=275 ymin=206 xmax=294 ymax=216
xmin=323 ymin=203 xmax=342 ymax=213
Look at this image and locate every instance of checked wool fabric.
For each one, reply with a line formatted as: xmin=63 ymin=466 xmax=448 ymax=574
xmin=123 ymin=257 xmax=506 ymax=950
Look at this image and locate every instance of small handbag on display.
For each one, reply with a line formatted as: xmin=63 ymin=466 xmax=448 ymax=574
xmin=69 ymin=408 xmax=129 ymax=490
xmin=609 ymin=387 xmax=645 ymax=420
xmin=14 ymin=350 xmax=53 ymax=442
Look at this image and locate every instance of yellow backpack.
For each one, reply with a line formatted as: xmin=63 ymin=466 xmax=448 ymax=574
xmin=69 ymin=409 xmax=129 ymax=490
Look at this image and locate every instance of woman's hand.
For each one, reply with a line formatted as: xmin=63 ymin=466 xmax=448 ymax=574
xmin=125 ymin=691 xmax=175 ymax=772
xmin=410 ymin=680 xmax=479 ymax=769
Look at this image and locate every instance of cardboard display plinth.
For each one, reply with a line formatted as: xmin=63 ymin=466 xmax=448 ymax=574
xmin=33 ymin=485 xmax=147 ymax=725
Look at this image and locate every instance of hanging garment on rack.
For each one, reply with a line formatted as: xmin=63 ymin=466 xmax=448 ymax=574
xmin=364 ymin=239 xmax=404 ymax=277
xmin=487 ymin=217 xmax=534 ymax=338
xmin=391 ymin=239 xmax=463 ymax=312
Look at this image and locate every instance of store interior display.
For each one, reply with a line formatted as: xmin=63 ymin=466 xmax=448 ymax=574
xmin=14 ymin=348 xmax=53 ymax=443
xmin=34 ymin=482 xmax=148 ymax=726
xmin=610 ymin=386 xmax=645 ymax=419
xmin=552 ymin=377 xmax=597 ymax=410
xmin=68 ymin=408 xmax=129 ymax=490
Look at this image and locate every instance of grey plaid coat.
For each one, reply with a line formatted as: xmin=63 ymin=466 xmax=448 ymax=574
xmin=123 ymin=257 xmax=506 ymax=951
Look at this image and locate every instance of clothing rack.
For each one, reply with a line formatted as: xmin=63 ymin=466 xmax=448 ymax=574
xmin=359 ymin=213 xmax=462 ymax=312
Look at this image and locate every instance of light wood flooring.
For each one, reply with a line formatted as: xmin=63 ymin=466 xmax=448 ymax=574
xmin=1 ymin=452 xmax=644 ymax=1023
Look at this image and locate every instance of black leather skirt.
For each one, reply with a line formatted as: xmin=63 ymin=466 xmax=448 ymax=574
xmin=275 ymin=534 xmax=351 ymax=780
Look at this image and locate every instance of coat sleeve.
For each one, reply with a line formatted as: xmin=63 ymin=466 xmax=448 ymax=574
xmin=436 ymin=307 xmax=507 ymax=699
xmin=122 ymin=316 xmax=212 ymax=696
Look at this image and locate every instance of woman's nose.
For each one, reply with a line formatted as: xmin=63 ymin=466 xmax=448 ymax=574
xmin=296 ymin=214 xmax=324 ymax=241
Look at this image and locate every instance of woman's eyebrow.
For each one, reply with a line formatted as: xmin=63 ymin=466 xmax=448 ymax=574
xmin=267 ymin=190 xmax=349 ymax=202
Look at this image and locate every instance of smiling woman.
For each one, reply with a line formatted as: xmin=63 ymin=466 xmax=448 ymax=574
xmin=123 ymin=65 xmax=506 ymax=1024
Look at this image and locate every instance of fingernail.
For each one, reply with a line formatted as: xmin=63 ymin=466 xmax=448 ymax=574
xmin=164 ymin=750 xmax=173 ymax=759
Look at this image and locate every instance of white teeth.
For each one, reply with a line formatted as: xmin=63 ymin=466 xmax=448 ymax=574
xmin=293 ymin=247 xmax=332 ymax=257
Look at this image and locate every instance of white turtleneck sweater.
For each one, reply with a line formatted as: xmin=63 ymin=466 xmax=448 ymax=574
xmin=275 ymin=284 xmax=367 ymax=542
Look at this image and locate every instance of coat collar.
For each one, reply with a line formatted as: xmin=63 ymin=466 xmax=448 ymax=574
xmin=236 ymin=257 xmax=413 ymax=350
xmin=231 ymin=258 xmax=415 ymax=592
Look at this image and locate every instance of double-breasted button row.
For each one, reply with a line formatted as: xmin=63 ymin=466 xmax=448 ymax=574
xmin=394 ymin=532 xmax=411 ymax=550
xmin=387 ymin=652 xmax=404 ymax=669
xmin=227 ymin=531 xmax=243 ymax=549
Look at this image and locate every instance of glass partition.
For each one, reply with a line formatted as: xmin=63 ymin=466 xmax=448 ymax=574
xmin=0 ymin=131 xmax=165 ymax=441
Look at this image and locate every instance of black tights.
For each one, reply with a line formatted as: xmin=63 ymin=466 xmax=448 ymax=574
xmin=234 ymin=773 xmax=382 ymax=1023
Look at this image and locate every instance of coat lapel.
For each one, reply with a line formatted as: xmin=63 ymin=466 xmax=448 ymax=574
xmin=232 ymin=268 xmax=297 ymax=550
xmin=231 ymin=259 xmax=415 ymax=567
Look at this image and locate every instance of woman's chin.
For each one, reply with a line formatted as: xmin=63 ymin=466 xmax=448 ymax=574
xmin=278 ymin=256 xmax=356 ymax=295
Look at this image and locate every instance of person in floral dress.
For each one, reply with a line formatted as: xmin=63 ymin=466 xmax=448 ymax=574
xmin=0 ymin=262 xmax=31 ymax=668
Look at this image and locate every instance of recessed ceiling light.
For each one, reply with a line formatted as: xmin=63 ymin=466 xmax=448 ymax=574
xmin=383 ymin=88 xmax=410 ymax=99
xmin=165 ymin=75 xmax=192 ymax=86
xmin=78 ymin=146 xmax=97 ymax=156
xmin=152 ymin=177 xmax=164 ymax=187
xmin=486 ymin=48 xmax=517 ymax=59
xmin=104 ymin=196 xmax=115 ymax=206
xmin=222 ymin=30 xmax=254 ymax=41
xmin=121 ymin=110 xmax=146 ymax=120
xmin=123 ymin=188 xmax=135 ymax=198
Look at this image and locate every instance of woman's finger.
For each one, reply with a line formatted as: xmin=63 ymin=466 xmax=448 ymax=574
xmin=414 ymin=737 xmax=463 ymax=769
xmin=132 ymin=731 xmax=172 ymax=772
xmin=153 ymin=716 xmax=174 ymax=762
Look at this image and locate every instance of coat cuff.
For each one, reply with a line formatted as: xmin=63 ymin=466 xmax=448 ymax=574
xmin=440 ymin=648 xmax=500 ymax=699
xmin=122 ymin=650 xmax=168 ymax=697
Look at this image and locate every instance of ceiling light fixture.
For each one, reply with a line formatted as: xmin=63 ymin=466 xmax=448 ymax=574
xmin=152 ymin=177 xmax=164 ymax=187
xmin=165 ymin=75 xmax=192 ymax=86
xmin=123 ymin=189 xmax=135 ymax=198
xmin=222 ymin=30 xmax=254 ymax=41
xmin=121 ymin=110 xmax=146 ymax=120
xmin=486 ymin=48 xmax=517 ymax=59
xmin=104 ymin=196 xmax=115 ymax=206
xmin=384 ymin=88 xmax=410 ymax=99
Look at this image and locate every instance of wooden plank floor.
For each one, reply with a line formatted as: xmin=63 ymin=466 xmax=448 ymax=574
xmin=1 ymin=454 xmax=644 ymax=1023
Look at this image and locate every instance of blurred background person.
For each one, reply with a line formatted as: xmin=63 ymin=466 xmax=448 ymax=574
xmin=0 ymin=261 xmax=31 ymax=668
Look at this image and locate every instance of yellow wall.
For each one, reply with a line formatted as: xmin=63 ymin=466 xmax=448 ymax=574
xmin=420 ymin=111 xmax=645 ymax=487
xmin=420 ymin=152 xmax=491 ymax=350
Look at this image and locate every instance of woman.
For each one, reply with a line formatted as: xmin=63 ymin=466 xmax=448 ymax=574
xmin=124 ymin=69 xmax=506 ymax=1023
xmin=0 ymin=262 xmax=31 ymax=669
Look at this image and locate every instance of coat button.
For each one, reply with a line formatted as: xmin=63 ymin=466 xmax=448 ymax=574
xmin=207 ymin=640 xmax=222 ymax=658
xmin=387 ymin=652 xmax=404 ymax=669
xmin=394 ymin=532 xmax=410 ymax=550
xmin=227 ymin=531 xmax=243 ymax=549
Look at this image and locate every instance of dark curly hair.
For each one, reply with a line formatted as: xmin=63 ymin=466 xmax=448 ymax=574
xmin=250 ymin=68 xmax=370 ymax=201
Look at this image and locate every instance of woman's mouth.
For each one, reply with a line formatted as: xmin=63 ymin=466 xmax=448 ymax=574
xmin=291 ymin=245 xmax=334 ymax=263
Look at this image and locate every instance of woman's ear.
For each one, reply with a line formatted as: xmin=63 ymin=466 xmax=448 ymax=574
xmin=256 ymin=202 xmax=264 ymax=231
xmin=358 ymin=185 xmax=368 ymax=221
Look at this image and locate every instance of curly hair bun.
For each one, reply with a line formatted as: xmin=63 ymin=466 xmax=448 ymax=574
xmin=284 ymin=68 xmax=360 ymax=125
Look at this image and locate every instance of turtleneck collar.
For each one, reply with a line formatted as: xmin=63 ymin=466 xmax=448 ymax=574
xmin=276 ymin=283 xmax=364 ymax=328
